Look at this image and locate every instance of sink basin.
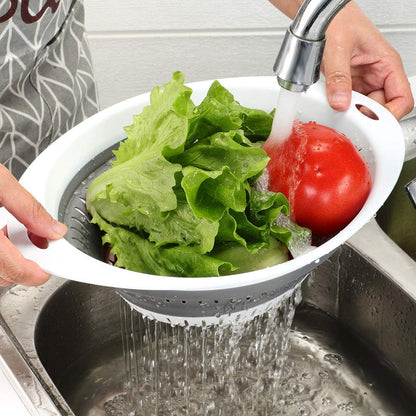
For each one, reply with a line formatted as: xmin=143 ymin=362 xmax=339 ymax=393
xmin=376 ymin=156 xmax=416 ymax=261
xmin=1 ymin=230 xmax=416 ymax=415
xmin=34 ymin=261 xmax=416 ymax=416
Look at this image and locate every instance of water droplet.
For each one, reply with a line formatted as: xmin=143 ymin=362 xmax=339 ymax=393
xmin=299 ymin=407 xmax=311 ymax=416
xmin=322 ymin=396 xmax=332 ymax=406
xmin=337 ymin=401 xmax=354 ymax=412
xmin=323 ymin=353 xmax=343 ymax=366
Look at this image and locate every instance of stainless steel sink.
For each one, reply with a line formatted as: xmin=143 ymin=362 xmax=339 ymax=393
xmin=0 ymin=117 xmax=415 ymax=415
xmin=376 ymin=156 xmax=416 ymax=261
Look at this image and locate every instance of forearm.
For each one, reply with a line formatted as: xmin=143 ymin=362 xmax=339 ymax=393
xmin=269 ymin=0 xmax=359 ymax=22
xmin=268 ymin=0 xmax=303 ymax=19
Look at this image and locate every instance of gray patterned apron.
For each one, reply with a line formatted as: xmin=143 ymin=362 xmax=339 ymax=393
xmin=0 ymin=0 xmax=99 ymax=178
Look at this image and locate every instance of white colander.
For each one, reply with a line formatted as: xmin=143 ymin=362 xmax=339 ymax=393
xmin=6 ymin=77 xmax=405 ymax=326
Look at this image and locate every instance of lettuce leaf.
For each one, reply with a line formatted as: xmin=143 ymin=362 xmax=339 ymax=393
xmin=93 ymin=212 xmax=233 ymax=277
xmin=188 ymin=80 xmax=274 ymax=142
xmin=86 ymin=72 xmax=302 ymax=277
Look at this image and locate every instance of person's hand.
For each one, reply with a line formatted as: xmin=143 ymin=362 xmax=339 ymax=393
xmin=321 ymin=2 xmax=414 ymax=120
xmin=269 ymin=0 xmax=414 ymax=120
xmin=0 ymin=164 xmax=67 ymax=287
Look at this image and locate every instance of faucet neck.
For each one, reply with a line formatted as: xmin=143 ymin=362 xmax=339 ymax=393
xmin=274 ymin=0 xmax=352 ymax=92
xmin=291 ymin=0 xmax=351 ymax=41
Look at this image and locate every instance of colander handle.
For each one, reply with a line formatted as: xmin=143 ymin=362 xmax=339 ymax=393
xmin=0 ymin=207 xmax=6 ymax=230
xmin=349 ymin=74 xmax=416 ymax=157
xmin=5 ymin=210 xmax=104 ymax=281
xmin=349 ymin=92 xmax=387 ymax=122
xmin=5 ymin=209 xmax=151 ymax=289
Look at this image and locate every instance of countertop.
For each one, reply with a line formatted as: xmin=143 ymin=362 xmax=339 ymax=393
xmin=0 ymin=358 xmax=32 ymax=416
xmin=0 ymin=208 xmax=33 ymax=415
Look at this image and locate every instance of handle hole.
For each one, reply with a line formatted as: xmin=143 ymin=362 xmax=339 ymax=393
xmin=28 ymin=231 xmax=49 ymax=249
xmin=355 ymin=104 xmax=379 ymax=120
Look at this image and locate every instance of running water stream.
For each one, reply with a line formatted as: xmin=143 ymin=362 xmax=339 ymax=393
xmin=268 ymin=88 xmax=302 ymax=145
xmin=260 ymin=87 xmax=314 ymax=258
xmin=109 ymin=288 xmax=302 ymax=416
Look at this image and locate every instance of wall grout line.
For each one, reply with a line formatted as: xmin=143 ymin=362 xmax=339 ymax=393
xmin=86 ymin=24 xmax=416 ymax=39
xmin=86 ymin=28 xmax=288 ymax=39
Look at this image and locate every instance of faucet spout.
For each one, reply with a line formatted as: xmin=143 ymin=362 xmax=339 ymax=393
xmin=405 ymin=178 xmax=416 ymax=209
xmin=274 ymin=0 xmax=351 ymax=92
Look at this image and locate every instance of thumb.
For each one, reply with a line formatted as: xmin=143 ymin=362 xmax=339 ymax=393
xmin=322 ymin=42 xmax=353 ymax=112
xmin=0 ymin=164 xmax=67 ymax=240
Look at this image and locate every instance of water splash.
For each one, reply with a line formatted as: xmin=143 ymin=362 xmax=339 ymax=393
xmin=274 ymin=213 xmax=315 ymax=258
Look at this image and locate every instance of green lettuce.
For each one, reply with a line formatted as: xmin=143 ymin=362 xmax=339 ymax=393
xmin=86 ymin=72 xmax=301 ymax=277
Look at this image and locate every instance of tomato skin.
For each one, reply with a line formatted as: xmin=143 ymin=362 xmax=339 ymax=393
xmin=263 ymin=121 xmax=371 ymax=236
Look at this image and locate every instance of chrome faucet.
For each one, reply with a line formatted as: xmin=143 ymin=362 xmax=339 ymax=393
xmin=406 ymin=178 xmax=416 ymax=209
xmin=274 ymin=0 xmax=351 ymax=92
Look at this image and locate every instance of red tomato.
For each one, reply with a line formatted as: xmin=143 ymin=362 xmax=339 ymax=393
xmin=262 ymin=120 xmax=371 ymax=236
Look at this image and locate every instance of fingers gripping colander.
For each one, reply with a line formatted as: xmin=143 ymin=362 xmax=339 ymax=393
xmin=7 ymin=77 xmax=405 ymax=326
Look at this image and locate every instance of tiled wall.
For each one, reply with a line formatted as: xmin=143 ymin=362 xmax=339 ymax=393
xmin=84 ymin=0 xmax=416 ymax=109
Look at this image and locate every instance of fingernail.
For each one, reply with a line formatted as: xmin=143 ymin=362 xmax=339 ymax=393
xmin=331 ymin=92 xmax=349 ymax=108
xmin=52 ymin=220 xmax=67 ymax=237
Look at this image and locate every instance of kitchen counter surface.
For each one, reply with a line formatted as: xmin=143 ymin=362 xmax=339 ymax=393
xmin=0 ymin=358 xmax=32 ymax=416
